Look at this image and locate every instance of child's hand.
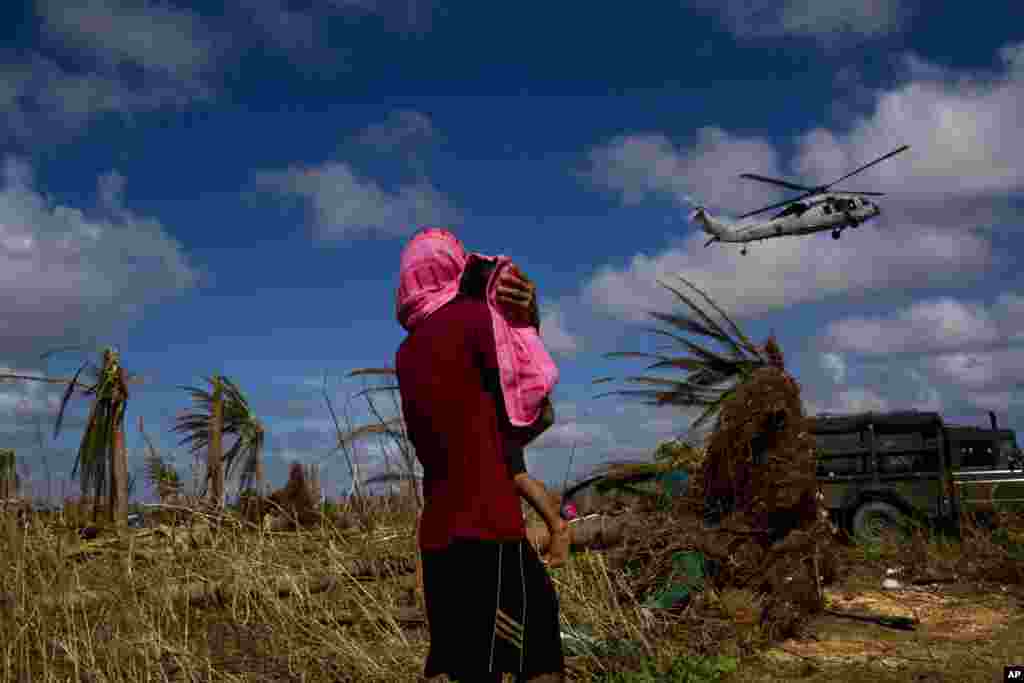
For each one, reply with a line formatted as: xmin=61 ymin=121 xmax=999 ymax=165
xmin=542 ymin=519 xmax=571 ymax=569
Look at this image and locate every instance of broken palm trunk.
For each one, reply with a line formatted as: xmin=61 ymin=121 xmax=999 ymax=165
xmin=696 ymin=354 xmax=835 ymax=624
xmin=596 ymin=277 xmax=841 ymax=634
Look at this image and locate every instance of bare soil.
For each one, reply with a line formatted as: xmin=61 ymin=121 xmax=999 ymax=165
xmin=745 ymin=568 xmax=1024 ymax=683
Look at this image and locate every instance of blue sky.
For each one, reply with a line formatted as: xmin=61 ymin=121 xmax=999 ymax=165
xmin=2 ymin=0 xmax=1023 ymax=503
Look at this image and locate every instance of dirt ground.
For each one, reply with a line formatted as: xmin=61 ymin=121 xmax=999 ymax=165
xmin=742 ymin=569 xmax=1024 ymax=683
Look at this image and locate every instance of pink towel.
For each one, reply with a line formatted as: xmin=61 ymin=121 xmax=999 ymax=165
xmin=396 ymin=228 xmax=559 ymax=427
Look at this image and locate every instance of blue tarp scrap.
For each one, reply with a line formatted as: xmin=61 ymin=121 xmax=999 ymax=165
xmin=658 ymin=470 xmax=690 ymax=496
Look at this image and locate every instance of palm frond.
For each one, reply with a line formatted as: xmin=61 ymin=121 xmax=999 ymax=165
xmin=347 ymin=368 xmax=398 ymax=378
xmin=53 ymin=362 xmax=90 ymax=440
xmin=597 ymin=274 xmax=773 ymax=438
xmin=657 ymin=277 xmax=743 ymax=355
xmin=672 ymin=275 xmax=761 ymax=357
xmin=645 ymin=310 xmax=732 ymax=346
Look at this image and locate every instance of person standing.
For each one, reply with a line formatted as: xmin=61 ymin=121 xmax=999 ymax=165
xmin=396 ymin=228 xmax=566 ymax=683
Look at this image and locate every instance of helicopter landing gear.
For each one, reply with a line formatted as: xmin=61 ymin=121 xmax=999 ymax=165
xmin=740 ymin=246 xmax=748 ymax=255
xmin=832 ymin=229 xmax=842 ymax=240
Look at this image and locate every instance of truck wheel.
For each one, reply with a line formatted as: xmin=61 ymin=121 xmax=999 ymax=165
xmin=852 ymin=501 xmax=909 ymax=543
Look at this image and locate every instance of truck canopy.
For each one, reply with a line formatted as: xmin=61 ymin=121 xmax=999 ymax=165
xmin=808 ymin=411 xmax=943 ymax=435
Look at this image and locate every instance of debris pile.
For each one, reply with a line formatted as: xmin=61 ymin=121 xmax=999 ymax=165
xmin=585 ymin=275 xmax=847 ymax=642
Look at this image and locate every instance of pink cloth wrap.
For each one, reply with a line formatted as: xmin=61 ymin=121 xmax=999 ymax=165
xmin=396 ymin=228 xmax=559 ymax=427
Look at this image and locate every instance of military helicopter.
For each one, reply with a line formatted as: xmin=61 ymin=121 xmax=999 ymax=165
xmin=693 ymin=144 xmax=909 ymax=255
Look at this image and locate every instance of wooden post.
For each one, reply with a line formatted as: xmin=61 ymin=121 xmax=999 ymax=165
xmin=110 ymin=418 xmax=129 ymax=528
xmin=255 ymin=424 xmax=264 ymax=523
xmin=0 ymin=450 xmax=14 ymax=500
xmin=209 ymin=377 xmax=225 ymax=509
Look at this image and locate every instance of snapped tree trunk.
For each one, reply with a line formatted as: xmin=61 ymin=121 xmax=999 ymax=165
xmin=0 ymin=450 xmax=13 ymax=500
xmin=255 ymin=444 xmax=264 ymax=524
xmin=209 ymin=377 xmax=225 ymax=509
xmin=109 ymin=422 xmax=129 ymax=528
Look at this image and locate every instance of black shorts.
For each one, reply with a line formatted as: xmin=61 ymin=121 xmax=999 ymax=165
xmin=421 ymin=537 xmax=565 ymax=680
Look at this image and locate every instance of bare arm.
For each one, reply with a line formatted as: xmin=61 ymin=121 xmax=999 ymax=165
xmin=514 ymin=472 xmax=561 ymax=533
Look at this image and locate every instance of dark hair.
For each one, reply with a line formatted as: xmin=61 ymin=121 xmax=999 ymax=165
xmin=460 ymin=256 xmax=496 ymax=300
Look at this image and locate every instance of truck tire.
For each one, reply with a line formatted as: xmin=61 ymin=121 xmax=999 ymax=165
xmin=852 ymin=501 xmax=910 ymax=543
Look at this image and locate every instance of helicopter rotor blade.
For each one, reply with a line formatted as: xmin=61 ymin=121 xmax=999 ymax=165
xmin=736 ymin=191 xmax=817 ymax=219
xmin=738 ymin=174 xmax=817 ymax=193
xmin=837 ymin=191 xmax=886 ymax=196
xmin=825 ymin=145 xmax=910 ymax=188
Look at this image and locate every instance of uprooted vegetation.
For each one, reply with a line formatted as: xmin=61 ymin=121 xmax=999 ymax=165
xmin=3 ymin=480 xmax=1023 ymax=682
xmin=3 ymin=277 xmax=1023 ymax=682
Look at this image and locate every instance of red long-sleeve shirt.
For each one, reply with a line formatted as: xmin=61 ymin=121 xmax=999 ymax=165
xmin=396 ymin=295 xmax=526 ymax=551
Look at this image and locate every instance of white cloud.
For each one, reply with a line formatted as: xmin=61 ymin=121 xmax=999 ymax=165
xmin=357 ymin=110 xmax=437 ymax=152
xmin=905 ymin=368 xmax=944 ymax=412
xmin=582 ymin=126 xmax=782 ymax=214
xmin=540 ymin=304 xmax=580 ymax=357
xmin=36 ymin=0 xmax=219 ymax=78
xmin=690 ymin=0 xmax=910 ymax=43
xmin=963 ymin=391 xmax=1017 ymax=414
xmin=582 ymin=227 xmax=990 ymax=322
xmin=820 ymin=352 xmax=847 ymax=383
xmin=0 ymin=157 xmax=201 ymax=361
xmin=255 ymin=113 xmax=460 ymax=241
xmin=236 ymin=0 xmax=435 ymax=57
xmin=929 ymin=349 xmax=1024 ymax=391
xmin=822 ymin=297 xmax=1005 ymax=354
xmin=795 ymin=44 xmax=1024 ymax=206
xmin=580 ymin=44 xmax=1024 ymax=323
xmin=255 ymin=161 xmax=460 ymax=241
xmin=532 ymin=420 xmax=615 ymax=452
xmin=814 ymin=388 xmax=890 ymax=415
xmin=0 ymin=53 xmax=213 ymax=142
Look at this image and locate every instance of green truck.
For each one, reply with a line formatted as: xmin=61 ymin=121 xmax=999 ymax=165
xmin=811 ymin=410 xmax=1024 ymax=539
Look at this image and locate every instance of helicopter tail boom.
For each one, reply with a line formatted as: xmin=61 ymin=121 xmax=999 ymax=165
xmin=690 ymin=207 xmax=733 ymax=245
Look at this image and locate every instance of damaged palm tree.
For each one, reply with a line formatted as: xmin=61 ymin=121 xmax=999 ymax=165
xmin=173 ymin=376 xmax=265 ymax=512
xmin=596 ymin=275 xmax=833 ymax=623
xmin=53 ymin=347 xmax=132 ymax=528
xmin=139 ymin=417 xmax=183 ymax=504
xmin=0 ymin=450 xmax=18 ymax=502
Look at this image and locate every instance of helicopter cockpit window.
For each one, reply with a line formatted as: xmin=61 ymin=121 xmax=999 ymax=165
xmin=773 ymin=202 xmax=809 ymax=219
xmin=823 ymin=204 xmax=832 ymax=215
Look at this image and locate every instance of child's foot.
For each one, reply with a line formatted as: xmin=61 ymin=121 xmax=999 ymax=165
xmin=544 ymin=519 xmax=571 ymax=568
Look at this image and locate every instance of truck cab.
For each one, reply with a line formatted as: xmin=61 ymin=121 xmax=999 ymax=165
xmin=811 ymin=410 xmax=1023 ymax=540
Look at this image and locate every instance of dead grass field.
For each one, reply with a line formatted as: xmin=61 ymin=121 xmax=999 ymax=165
xmin=1 ymin=498 xmax=1021 ymax=683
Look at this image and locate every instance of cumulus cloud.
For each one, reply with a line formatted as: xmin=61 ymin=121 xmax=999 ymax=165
xmin=582 ymin=126 xmax=783 ymax=215
xmin=928 ymin=349 xmax=1024 ymax=392
xmin=820 ymin=353 xmax=847 ymax=383
xmin=580 ymin=44 xmax=1024 ymax=323
xmin=532 ymin=420 xmax=614 ymax=452
xmin=582 ymin=226 xmax=990 ymax=322
xmin=821 ymin=297 xmax=1010 ymax=354
xmin=357 ymin=110 xmax=437 ymax=152
xmin=813 ymin=387 xmax=890 ymax=414
xmin=255 ymin=161 xmax=460 ymax=241
xmin=255 ymin=112 xmax=460 ymax=241
xmin=795 ymin=44 xmax=1024 ymax=207
xmin=540 ymin=304 xmax=581 ymax=357
xmin=690 ymin=0 xmax=911 ymax=43
xmin=0 ymin=157 xmax=201 ymax=362
xmin=0 ymin=53 xmax=214 ymax=142
xmin=36 ymin=0 xmax=220 ymax=78
xmin=237 ymin=0 xmax=435 ymax=58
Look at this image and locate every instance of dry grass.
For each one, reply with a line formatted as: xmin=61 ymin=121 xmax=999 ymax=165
xmin=2 ymin=493 xmax=1022 ymax=683
xmin=0 ymin=493 xmax=668 ymax=683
